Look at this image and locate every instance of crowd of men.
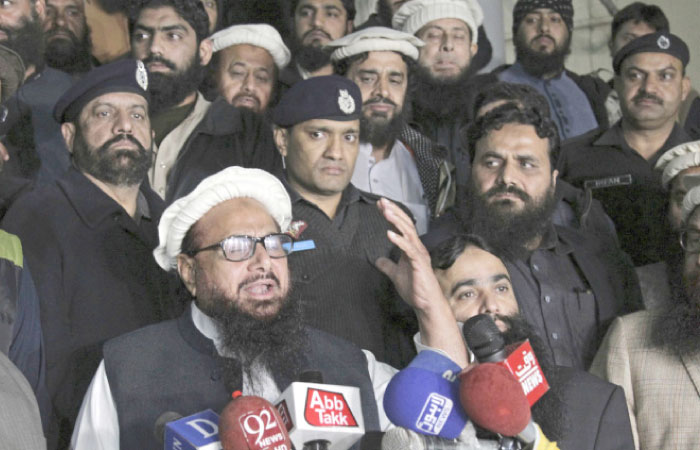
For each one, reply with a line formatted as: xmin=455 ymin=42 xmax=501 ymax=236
xmin=0 ymin=0 xmax=698 ymax=449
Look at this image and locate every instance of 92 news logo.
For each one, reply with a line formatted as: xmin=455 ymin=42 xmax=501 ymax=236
xmin=304 ymin=388 xmax=358 ymax=427
xmin=239 ymin=406 xmax=290 ymax=450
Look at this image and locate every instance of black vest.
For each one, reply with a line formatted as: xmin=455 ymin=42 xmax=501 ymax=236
xmin=103 ymin=306 xmax=381 ymax=449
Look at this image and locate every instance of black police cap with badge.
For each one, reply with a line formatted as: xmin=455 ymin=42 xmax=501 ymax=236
xmin=272 ymin=75 xmax=362 ymax=128
xmin=53 ymin=59 xmax=150 ymax=124
xmin=613 ymin=31 xmax=690 ymax=75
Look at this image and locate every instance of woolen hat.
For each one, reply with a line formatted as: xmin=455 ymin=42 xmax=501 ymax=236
xmin=512 ymin=0 xmax=574 ymax=35
xmin=655 ymin=140 xmax=700 ymax=189
xmin=327 ymin=27 xmax=424 ymax=62
xmin=392 ymin=0 xmax=484 ymax=45
xmin=210 ymin=23 xmax=291 ymax=69
xmin=153 ymin=166 xmax=292 ymax=271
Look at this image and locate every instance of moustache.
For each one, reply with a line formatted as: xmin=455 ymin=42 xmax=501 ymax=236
xmin=46 ymin=25 xmax=77 ymax=42
xmin=531 ymin=34 xmax=555 ymax=44
xmin=364 ymin=97 xmax=397 ymax=107
xmin=632 ymin=91 xmax=663 ymax=105
xmin=100 ymin=134 xmax=148 ymax=154
xmin=303 ymin=27 xmax=331 ymax=41
xmin=143 ymin=55 xmax=177 ymax=71
xmin=238 ymin=273 xmax=280 ymax=292
xmin=485 ymin=184 xmax=530 ymax=202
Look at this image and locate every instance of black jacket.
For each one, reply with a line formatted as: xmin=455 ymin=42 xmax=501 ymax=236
xmin=165 ymin=97 xmax=281 ymax=204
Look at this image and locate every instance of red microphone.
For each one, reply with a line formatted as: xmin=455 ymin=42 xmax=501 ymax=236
xmin=462 ymin=314 xmax=549 ymax=406
xmin=459 ymin=363 xmax=531 ymax=438
xmin=219 ymin=391 xmax=293 ymax=450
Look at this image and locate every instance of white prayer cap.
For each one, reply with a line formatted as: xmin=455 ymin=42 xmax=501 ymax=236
xmin=655 ymin=140 xmax=700 ymax=189
xmin=210 ymin=24 xmax=292 ymax=69
xmin=392 ymin=0 xmax=484 ymax=45
xmin=327 ymin=27 xmax=424 ymax=62
xmin=681 ymin=185 xmax=700 ymax=224
xmin=154 ymin=167 xmax=292 ymax=271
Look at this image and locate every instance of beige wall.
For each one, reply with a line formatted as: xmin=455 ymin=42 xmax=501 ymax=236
xmin=501 ymin=0 xmax=700 ymax=84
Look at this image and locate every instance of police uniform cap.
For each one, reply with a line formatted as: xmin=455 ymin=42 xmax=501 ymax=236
xmin=272 ymin=75 xmax=362 ymax=128
xmin=613 ymin=31 xmax=690 ymax=75
xmin=54 ymin=59 xmax=150 ymax=123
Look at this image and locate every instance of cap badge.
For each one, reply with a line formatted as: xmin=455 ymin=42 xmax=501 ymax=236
xmin=657 ymin=35 xmax=671 ymax=50
xmin=338 ymin=89 xmax=355 ymax=115
xmin=136 ymin=60 xmax=149 ymax=91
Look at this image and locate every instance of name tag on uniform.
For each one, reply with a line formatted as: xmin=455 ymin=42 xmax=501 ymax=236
xmin=291 ymin=239 xmax=315 ymax=253
xmin=583 ymin=174 xmax=633 ymax=190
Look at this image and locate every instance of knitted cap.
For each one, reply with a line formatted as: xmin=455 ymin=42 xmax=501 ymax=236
xmin=655 ymin=140 xmax=700 ymax=189
xmin=392 ymin=0 xmax=484 ymax=45
xmin=210 ymin=23 xmax=291 ymax=69
xmin=327 ymin=27 xmax=424 ymax=62
xmin=154 ymin=167 xmax=292 ymax=270
xmin=512 ymin=0 xmax=574 ymax=35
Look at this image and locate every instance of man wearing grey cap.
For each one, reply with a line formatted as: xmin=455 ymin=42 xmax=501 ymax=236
xmin=2 ymin=59 xmax=177 ymax=446
xmin=71 ymin=166 xmax=469 ymax=448
xmin=558 ymin=31 xmax=692 ymax=266
xmin=272 ymin=75 xmax=417 ymax=367
xmin=208 ymin=23 xmax=291 ymax=114
xmin=478 ymin=0 xmax=609 ymax=141
xmin=592 ymin=183 xmax=700 ymax=449
xmin=328 ymin=27 xmax=454 ymax=234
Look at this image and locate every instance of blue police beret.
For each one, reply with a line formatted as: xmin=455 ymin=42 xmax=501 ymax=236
xmin=613 ymin=31 xmax=690 ymax=75
xmin=272 ymin=75 xmax=362 ymax=127
xmin=53 ymin=59 xmax=150 ymax=123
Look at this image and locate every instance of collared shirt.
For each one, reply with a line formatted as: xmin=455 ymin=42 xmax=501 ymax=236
xmin=352 ymin=140 xmax=430 ymax=234
xmin=70 ymin=303 xmax=408 ymax=449
xmin=506 ymin=227 xmax=595 ymax=370
xmin=148 ymin=92 xmax=212 ymax=198
xmin=558 ymin=122 xmax=692 ymax=265
xmin=498 ymin=62 xmax=599 ymax=140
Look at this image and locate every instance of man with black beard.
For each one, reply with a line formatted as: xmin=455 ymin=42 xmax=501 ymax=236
xmin=328 ymin=27 xmax=454 ymax=233
xmin=430 ymin=104 xmax=642 ymax=370
xmin=425 ymin=234 xmax=635 ymax=449
xmin=391 ymin=0 xmax=485 ymax=188
xmin=279 ymin=0 xmax=355 ymax=89
xmin=127 ymin=0 xmax=280 ymax=202
xmin=591 ymin=185 xmax=700 ymax=449
xmin=491 ymin=0 xmax=610 ymax=140
xmin=42 ymin=0 xmax=91 ymax=75
xmin=0 ymin=0 xmax=74 ymax=183
xmin=2 ymin=60 xmax=177 ymax=448
xmin=71 ymin=166 xmax=470 ymax=448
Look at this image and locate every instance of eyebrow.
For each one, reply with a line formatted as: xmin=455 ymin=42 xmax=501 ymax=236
xmin=450 ymin=274 xmax=511 ymax=296
xmin=133 ymin=24 xmax=190 ymax=34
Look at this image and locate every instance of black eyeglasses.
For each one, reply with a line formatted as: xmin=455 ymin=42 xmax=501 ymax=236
xmin=680 ymin=229 xmax=700 ymax=254
xmin=186 ymin=233 xmax=294 ymax=261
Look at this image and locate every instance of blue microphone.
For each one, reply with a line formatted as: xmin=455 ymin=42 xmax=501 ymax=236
xmin=383 ymin=350 xmax=469 ymax=440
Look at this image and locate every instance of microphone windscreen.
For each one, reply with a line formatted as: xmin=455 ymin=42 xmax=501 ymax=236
xmin=459 ymin=363 xmax=531 ymax=437
xmin=154 ymin=411 xmax=182 ymax=443
xmin=384 ymin=366 xmax=469 ymax=440
xmin=462 ymin=315 xmax=504 ymax=361
xmin=220 ymin=394 xmax=292 ymax=450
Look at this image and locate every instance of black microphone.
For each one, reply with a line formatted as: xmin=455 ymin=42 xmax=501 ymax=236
xmin=462 ymin=314 xmax=506 ymax=362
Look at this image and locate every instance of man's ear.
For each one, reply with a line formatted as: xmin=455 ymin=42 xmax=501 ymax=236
xmin=61 ymin=122 xmax=76 ymax=153
xmin=273 ymin=126 xmax=289 ymax=157
xmin=681 ymin=76 xmax=691 ymax=102
xmin=552 ymin=169 xmax=559 ymax=188
xmin=177 ymin=254 xmax=197 ymax=297
xmin=33 ymin=0 xmax=46 ymax=21
xmin=199 ymin=38 xmax=213 ymax=66
xmin=346 ymin=20 xmax=353 ymax=35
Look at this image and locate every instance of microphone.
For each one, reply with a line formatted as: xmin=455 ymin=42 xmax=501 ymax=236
xmin=459 ymin=363 xmax=534 ymax=442
xmin=219 ymin=391 xmax=293 ymax=450
xmin=156 ymin=409 xmax=221 ymax=450
xmin=381 ymin=423 xmax=494 ymax=450
xmin=274 ymin=371 xmax=365 ymax=450
xmin=383 ymin=350 xmax=469 ymax=440
xmin=463 ymin=315 xmax=549 ymax=406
